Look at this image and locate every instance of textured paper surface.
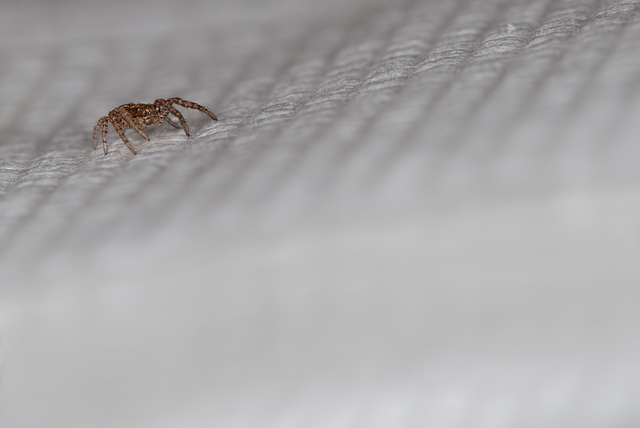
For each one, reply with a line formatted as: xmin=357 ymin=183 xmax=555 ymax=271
xmin=1 ymin=0 xmax=640 ymax=426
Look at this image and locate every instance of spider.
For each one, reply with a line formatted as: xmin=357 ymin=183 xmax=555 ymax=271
xmin=93 ymin=97 xmax=218 ymax=155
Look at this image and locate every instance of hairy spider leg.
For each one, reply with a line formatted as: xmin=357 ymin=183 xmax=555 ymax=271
xmin=154 ymin=116 xmax=181 ymax=130
xmin=153 ymin=104 xmax=181 ymax=130
xmin=111 ymin=121 xmax=137 ymax=155
xmin=119 ymin=109 xmax=150 ymax=141
xmin=93 ymin=117 xmax=106 ymax=150
xmin=168 ymin=106 xmax=190 ymax=136
xmin=164 ymin=117 xmax=181 ymax=129
xmin=167 ymin=98 xmax=218 ymax=121
xmin=101 ymin=122 xmax=109 ymax=154
xmin=155 ymin=103 xmax=190 ymax=135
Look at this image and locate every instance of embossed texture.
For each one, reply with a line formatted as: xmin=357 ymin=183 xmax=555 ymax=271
xmin=1 ymin=0 xmax=640 ymax=427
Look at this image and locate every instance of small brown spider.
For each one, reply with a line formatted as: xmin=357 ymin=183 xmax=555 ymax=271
xmin=93 ymin=97 xmax=218 ymax=155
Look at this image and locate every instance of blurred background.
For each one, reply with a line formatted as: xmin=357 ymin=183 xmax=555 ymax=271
xmin=1 ymin=0 xmax=640 ymax=426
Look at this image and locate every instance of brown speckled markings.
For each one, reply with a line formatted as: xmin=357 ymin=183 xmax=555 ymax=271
xmin=92 ymin=97 xmax=218 ymax=155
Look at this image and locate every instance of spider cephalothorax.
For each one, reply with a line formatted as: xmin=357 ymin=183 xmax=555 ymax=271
xmin=93 ymin=97 xmax=218 ymax=155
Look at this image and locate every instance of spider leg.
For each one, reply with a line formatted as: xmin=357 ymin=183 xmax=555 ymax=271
xmin=112 ymin=122 xmax=137 ymax=155
xmin=163 ymin=105 xmax=189 ymax=136
xmin=93 ymin=117 xmax=107 ymax=151
xmin=102 ymin=121 xmax=109 ymax=155
xmin=170 ymin=107 xmax=189 ymax=135
xmin=121 ymin=110 xmax=150 ymax=141
xmin=165 ymin=117 xmax=181 ymax=129
xmin=167 ymin=97 xmax=218 ymax=121
xmin=154 ymin=113 xmax=180 ymax=129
